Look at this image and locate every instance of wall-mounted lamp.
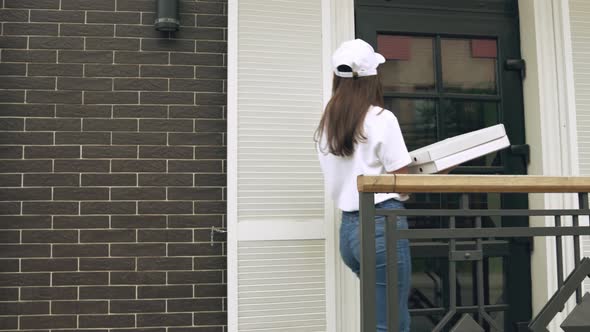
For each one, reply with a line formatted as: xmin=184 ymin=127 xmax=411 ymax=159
xmin=155 ymin=0 xmax=180 ymax=32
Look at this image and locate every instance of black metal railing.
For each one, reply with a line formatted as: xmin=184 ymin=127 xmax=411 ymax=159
xmin=357 ymin=174 xmax=590 ymax=332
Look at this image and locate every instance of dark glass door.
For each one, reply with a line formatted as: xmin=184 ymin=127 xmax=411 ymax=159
xmin=356 ymin=1 xmax=529 ymax=331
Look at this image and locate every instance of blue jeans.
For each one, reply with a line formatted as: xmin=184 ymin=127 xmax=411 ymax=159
xmin=340 ymin=198 xmax=411 ymax=332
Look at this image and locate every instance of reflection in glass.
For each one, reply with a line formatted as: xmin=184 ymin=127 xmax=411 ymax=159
xmin=442 ymin=38 xmax=497 ymax=94
xmin=385 ymin=98 xmax=437 ymax=151
xmin=378 ymin=35 xmax=436 ymax=92
xmin=443 ymin=100 xmax=500 ymax=167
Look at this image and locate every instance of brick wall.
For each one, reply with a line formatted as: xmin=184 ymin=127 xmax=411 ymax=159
xmin=0 ymin=0 xmax=227 ymax=330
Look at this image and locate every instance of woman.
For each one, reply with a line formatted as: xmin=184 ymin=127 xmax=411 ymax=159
xmin=315 ymin=39 xmax=412 ymax=332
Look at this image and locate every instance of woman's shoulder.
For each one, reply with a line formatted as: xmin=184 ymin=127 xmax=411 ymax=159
xmin=366 ymin=106 xmax=398 ymax=123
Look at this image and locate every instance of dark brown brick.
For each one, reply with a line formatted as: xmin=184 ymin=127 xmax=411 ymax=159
xmin=79 ymin=286 xmax=135 ymax=300
xmin=0 ymin=146 xmax=22 ymax=159
xmin=81 ymin=202 xmax=136 ymax=215
xmin=79 ymin=258 xmax=135 ymax=271
xmin=28 ymin=63 xmax=83 ymax=77
xmin=0 ymin=301 xmax=49 ymax=315
xmin=138 ymin=229 xmax=192 ymax=242
xmin=194 ymin=256 xmax=225 ymax=270
xmin=0 ymin=288 xmax=18 ymax=301
xmin=27 ymin=90 xmax=81 ymax=104
xmin=113 ymin=105 xmax=167 ymax=118
xmin=56 ymin=105 xmax=111 ymax=118
xmin=24 ymin=174 xmax=79 ymax=187
xmin=170 ymin=53 xmax=223 ymax=66
xmin=85 ymin=64 xmax=139 ymax=78
xmin=80 ymin=230 xmax=135 ymax=243
xmin=195 ymin=201 xmax=226 ymax=214
xmin=20 ymin=316 xmax=76 ymax=329
xmin=0 ymin=160 xmax=52 ymax=173
xmin=86 ymin=37 xmax=140 ymax=51
xmin=117 ymin=0 xmax=155 ymax=11
xmin=52 ymin=244 xmax=108 ymax=257
xmin=111 ymin=215 xmax=166 ymax=229
xmin=194 ymin=174 xmax=225 ymax=187
xmin=138 ymin=201 xmax=192 ymax=215
xmin=0 ymin=188 xmax=50 ymax=201
xmin=111 ymin=187 xmax=166 ymax=200
xmin=197 ymin=14 xmax=227 ymax=28
xmin=196 ymin=93 xmax=226 ymax=105
xmin=1 ymin=104 xmax=55 ymax=118
xmin=79 ymin=315 xmax=135 ymax=328
xmin=52 ymin=272 xmax=108 ymax=286
xmin=169 ymin=133 xmax=223 ymax=146
xmin=83 ymin=119 xmax=137 ymax=131
xmin=140 ymin=92 xmax=194 ymax=105
xmin=116 ymin=25 xmax=168 ymax=39
xmin=167 ymin=298 xmax=221 ymax=312
xmin=0 ymin=90 xmax=25 ymax=102
xmin=195 ymin=66 xmax=226 ymax=79
xmin=53 ymin=216 xmax=109 ymax=229
xmin=138 ymin=285 xmax=192 ymax=299
xmin=0 ymin=202 xmax=20 ymax=215
xmin=114 ymin=78 xmax=168 ymax=91
xmin=195 ymin=146 xmax=226 ymax=159
xmin=137 ymin=257 xmax=192 ymax=271
xmin=110 ymin=133 xmax=165 ymax=145
xmin=0 ymin=174 xmax=21 ymax=187
xmin=53 ymin=187 xmax=109 ymax=201
xmin=140 ymin=119 xmax=193 ymax=132
xmin=58 ymin=77 xmax=112 ymax=91
xmin=20 ymin=287 xmax=77 ymax=300
xmin=0 ymin=132 xmax=54 ymax=146
xmin=82 ymin=146 xmax=137 ymax=158
xmin=168 ymin=188 xmax=221 ymax=201
xmin=0 ymin=317 xmax=17 ymax=329
xmin=110 ymin=244 xmax=165 ymax=257
xmin=139 ymin=146 xmax=193 ymax=159
xmin=51 ymin=301 xmax=108 ymax=315
xmin=22 ymin=202 xmax=79 ymax=215
xmin=0 ymin=36 xmax=27 ymax=48
xmin=168 ymin=160 xmax=222 ymax=173
xmin=0 ymin=258 xmax=20 ymax=271
xmin=54 ymin=160 xmax=110 ymax=173
xmin=87 ymin=11 xmax=141 ymax=24
xmin=174 ymin=26 xmax=224 ymax=40
xmin=55 ymin=132 xmax=111 ymax=145
xmin=111 ymin=160 xmax=165 ymax=174
xmin=3 ymin=23 xmax=58 ymax=36
xmin=110 ymin=300 xmax=165 ymax=313
xmin=138 ymin=313 xmax=192 ymax=327
xmin=61 ymin=24 xmax=114 ymax=37
xmin=141 ymin=65 xmax=194 ymax=78
xmin=110 ymin=272 xmax=165 ymax=285
xmin=115 ymin=51 xmax=169 ymax=64
xmin=5 ymin=0 xmax=60 ymax=9
xmin=193 ymin=312 xmax=225 ymax=326
xmin=0 ymin=273 xmax=50 ymax=286
xmin=168 ymin=215 xmax=222 ymax=229
xmin=168 ymin=243 xmax=221 ymax=257
xmin=0 ymin=216 xmax=51 ymax=229
xmin=194 ymin=284 xmax=225 ymax=297
xmin=25 ymin=146 xmax=80 ymax=159
xmin=30 ymin=9 xmax=84 ymax=23
xmin=30 ymin=37 xmax=84 ymax=50
xmin=85 ymin=91 xmax=139 ymax=104
xmin=0 ymin=118 xmax=24 ymax=131
xmin=196 ymin=2 xmax=225 ymax=14
xmin=26 ymin=118 xmax=81 ymax=131
xmin=59 ymin=50 xmax=113 ymax=64
xmin=0 ymin=231 xmax=20 ymax=244
xmin=62 ymin=0 xmax=115 ymax=10
xmin=171 ymin=79 xmax=222 ymax=93
xmin=0 ymin=9 xmax=29 ymax=22
xmin=195 ymin=228 xmax=224 ymax=242
xmin=22 ymin=230 xmax=78 ymax=243
xmin=21 ymin=258 xmax=78 ymax=272
xmin=82 ymin=174 xmax=137 ymax=187
xmin=141 ymin=39 xmax=194 ymax=52
xmin=0 ymin=63 xmax=26 ymax=75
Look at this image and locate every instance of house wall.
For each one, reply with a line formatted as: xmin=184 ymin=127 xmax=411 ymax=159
xmin=0 ymin=0 xmax=227 ymax=330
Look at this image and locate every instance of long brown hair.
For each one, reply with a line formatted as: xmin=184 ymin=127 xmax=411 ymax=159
xmin=315 ymin=67 xmax=384 ymax=157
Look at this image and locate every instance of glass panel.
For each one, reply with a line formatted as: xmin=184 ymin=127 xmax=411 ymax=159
xmin=378 ymin=35 xmax=436 ymax=92
xmin=385 ymin=98 xmax=437 ymax=151
xmin=442 ymin=100 xmax=501 ymax=167
xmin=442 ymin=38 xmax=498 ymax=94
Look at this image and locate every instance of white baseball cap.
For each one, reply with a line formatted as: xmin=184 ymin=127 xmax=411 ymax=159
xmin=332 ymin=39 xmax=386 ymax=78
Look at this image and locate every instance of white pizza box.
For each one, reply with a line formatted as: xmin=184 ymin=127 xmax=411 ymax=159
xmin=409 ymin=124 xmax=507 ymax=165
xmin=408 ymin=135 xmax=510 ymax=174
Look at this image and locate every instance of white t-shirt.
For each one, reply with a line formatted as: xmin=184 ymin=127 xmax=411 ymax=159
xmin=317 ymin=106 xmax=412 ymax=212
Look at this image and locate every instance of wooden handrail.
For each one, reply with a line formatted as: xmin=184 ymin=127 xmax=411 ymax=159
xmin=357 ymin=174 xmax=590 ymax=193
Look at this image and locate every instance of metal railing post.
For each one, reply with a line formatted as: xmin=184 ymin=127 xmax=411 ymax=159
xmin=385 ymin=214 xmax=399 ymax=331
xmin=359 ymin=192 xmax=376 ymax=332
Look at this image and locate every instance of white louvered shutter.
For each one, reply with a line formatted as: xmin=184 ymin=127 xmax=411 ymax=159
xmin=570 ymin=0 xmax=590 ymax=291
xmin=229 ymin=0 xmax=328 ymax=331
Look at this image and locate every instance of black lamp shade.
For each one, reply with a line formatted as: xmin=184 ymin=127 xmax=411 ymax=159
xmin=155 ymin=0 xmax=180 ymax=32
